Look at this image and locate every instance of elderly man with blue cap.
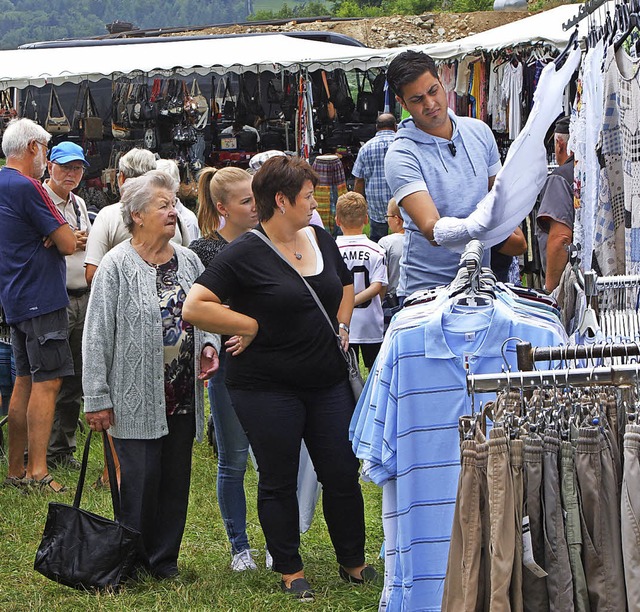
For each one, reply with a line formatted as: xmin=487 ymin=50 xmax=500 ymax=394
xmin=43 ymin=141 xmax=92 ymax=470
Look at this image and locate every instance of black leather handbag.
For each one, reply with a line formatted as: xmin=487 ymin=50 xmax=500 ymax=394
xmin=34 ymin=431 xmax=141 ymax=591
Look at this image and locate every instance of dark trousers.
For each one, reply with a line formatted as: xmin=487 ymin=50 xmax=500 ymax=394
xmin=369 ymin=219 xmax=389 ymax=243
xmin=229 ymin=379 xmax=365 ymax=574
xmin=112 ymin=413 xmax=195 ymax=578
xmin=351 ymin=343 xmax=381 ymax=371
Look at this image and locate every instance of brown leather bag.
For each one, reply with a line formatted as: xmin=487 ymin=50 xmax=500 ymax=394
xmin=45 ymin=88 xmax=71 ymax=134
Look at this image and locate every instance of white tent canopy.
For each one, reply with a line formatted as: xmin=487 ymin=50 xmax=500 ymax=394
xmin=0 ymin=34 xmax=397 ymax=88
xmin=0 ymin=3 xmax=591 ymax=89
xmin=420 ymin=3 xmax=594 ymax=60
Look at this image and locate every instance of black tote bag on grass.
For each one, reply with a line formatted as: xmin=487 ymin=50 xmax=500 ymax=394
xmin=34 ymin=430 xmax=141 ymax=591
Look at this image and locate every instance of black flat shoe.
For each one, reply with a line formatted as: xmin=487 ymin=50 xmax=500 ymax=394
xmin=280 ymin=577 xmax=315 ymax=602
xmin=339 ymin=564 xmax=379 ymax=584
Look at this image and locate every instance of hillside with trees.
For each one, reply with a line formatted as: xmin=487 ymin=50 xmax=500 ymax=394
xmin=0 ymin=0 xmax=247 ymax=49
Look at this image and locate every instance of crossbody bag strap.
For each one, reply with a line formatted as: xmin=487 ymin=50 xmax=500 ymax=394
xmin=249 ymin=228 xmax=337 ymax=338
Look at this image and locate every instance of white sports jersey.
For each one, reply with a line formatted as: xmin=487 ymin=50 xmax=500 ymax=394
xmin=336 ymin=234 xmax=388 ymax=343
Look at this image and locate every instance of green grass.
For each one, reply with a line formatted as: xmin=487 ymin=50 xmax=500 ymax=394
xmin=0 ymin=394 xmax=383 ymax=611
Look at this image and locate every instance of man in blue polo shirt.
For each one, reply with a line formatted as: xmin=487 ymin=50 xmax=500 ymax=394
xmin=385 ymin=50 xmax=526 ymax=295
xmin=0 ymin=119 xmax=76 ymax=492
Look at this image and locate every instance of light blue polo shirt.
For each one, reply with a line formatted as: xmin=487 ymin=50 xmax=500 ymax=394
xmin=351 ymin=297 xmax=566 ymax=611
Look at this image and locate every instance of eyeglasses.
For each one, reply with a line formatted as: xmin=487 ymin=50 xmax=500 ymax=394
xmin=33 ymin=140 xmax=48 ymax=152
xmin=53 ymin=162 xmax=85 ymax=175
xmin=384 ymin=214 xmax=399 ymax=219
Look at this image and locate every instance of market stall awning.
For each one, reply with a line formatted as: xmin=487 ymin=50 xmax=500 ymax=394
xmin=0 ymin=3 xmax=599 ymax=89
xmin=0 ymin=33 xmax=397 ymax=88
xmin=419 ymin=3 xmax=594 ymax=60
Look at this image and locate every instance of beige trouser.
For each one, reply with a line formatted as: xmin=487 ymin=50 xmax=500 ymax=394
xmin=487 ymin=427 xmax=515 ymax=612
xmin=621 ymin=423 xmax=640 ymax=611
xmin=575 ymin=426 xmax=626 ymax=612
xmin=509 ymin=438 xmax=524 ymax=612
xmin=442 ymin=433 xmax=485 ymax=612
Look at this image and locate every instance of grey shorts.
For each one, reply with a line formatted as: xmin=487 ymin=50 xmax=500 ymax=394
xmin=10 ymin=308 xmax=74 ymax=383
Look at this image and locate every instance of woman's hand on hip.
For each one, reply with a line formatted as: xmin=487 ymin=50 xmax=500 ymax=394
xmin=85 ymin=409 xmax=114 ymax=432
xmin=198 ymin=345 xmax=220 ymax=380
xmin=225 ymin=330 xmax=257 ymax=356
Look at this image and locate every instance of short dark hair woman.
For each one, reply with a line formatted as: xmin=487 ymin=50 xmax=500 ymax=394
xmin=184 ymin=156 xmax=377 ymax=601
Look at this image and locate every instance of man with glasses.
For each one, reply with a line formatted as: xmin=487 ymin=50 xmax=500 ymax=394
xmin=43 ymin=141 xmax=92 ymax=470
xmin=352 ymin=113 xmax=396 ymax=243
xmin=0 ymin=118 xmax=76 ymax=492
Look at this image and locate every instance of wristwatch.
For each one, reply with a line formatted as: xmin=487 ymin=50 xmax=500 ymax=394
xmin=338 ymin=322 xmax=350 ymax=334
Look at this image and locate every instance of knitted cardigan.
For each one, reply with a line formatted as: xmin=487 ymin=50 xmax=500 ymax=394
xmin=82 ymin=240 xmax=220 ymax=442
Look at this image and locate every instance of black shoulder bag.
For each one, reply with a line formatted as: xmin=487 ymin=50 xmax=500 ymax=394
xmin=250 ymin=228 xmax=364 ymax=401
xmin=34 ymin=430 xmax=141 ymax=591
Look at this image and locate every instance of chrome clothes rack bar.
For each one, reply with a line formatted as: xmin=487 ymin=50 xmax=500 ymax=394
xmin=562 ymin=0 xmax=609 ymax=31
xmin=596 ymin=274 xmax=640 ymax=288
xmin=515 ymin=340 xmax=640 ymax=371
xmin=467 ymin=363 xmax=640 ymax=394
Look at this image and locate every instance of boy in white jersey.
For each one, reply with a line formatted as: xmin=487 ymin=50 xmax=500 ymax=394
xmin=335 ymin=192 xmax=388 ymax=371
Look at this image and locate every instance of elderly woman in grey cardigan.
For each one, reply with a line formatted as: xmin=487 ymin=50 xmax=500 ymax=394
xmin=82 ymin=170 xmax=220 ymax=580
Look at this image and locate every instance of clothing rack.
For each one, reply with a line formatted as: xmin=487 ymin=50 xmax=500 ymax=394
xmin=515 ymin=340 xmax=640 ymax=371
xmin=597 ymin=273 xmax=640 ymax=288
xmin=467 ymin=362 xmax=640 ymax=394
xmin=562 ymin=0 xmax=609 ymax=31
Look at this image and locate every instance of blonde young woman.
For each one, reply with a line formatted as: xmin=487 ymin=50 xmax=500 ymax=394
xmin=189 ymin=167 xmax=261 ymax=571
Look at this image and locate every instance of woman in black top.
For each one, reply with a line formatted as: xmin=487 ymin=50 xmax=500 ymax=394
xmin=184 ymin=156 xmax=376 ymax=601
xmin=190 ymin=167 xmax=263 ymax=572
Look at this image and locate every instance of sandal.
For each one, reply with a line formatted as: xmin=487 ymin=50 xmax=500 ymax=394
xmin=28 ymin=473 xmax=68 ymax=493
xmin=2 ymin=473 xmax=29 ymax=490
xmin=92 ymin=474 xmax=110 ymax=490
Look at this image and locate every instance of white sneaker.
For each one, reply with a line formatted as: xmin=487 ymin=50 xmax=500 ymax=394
xmin=231 ymin=548 xmax=258 ymax=572
xmin=265 ymin=547 xmax=273 ymax=570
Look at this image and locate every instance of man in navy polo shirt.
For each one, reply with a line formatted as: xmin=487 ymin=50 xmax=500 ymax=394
xmin=0 ymin=119 xmax=76 ymax=492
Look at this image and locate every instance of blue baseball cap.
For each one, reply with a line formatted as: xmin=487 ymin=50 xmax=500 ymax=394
xmin=49 ymin=141 xmax=90 ymax=167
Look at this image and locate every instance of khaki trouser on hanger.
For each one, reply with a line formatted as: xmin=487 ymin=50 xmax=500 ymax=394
xmin=575 ymin=426 xmax=626 ymax=612
xmin=522 ymin=433 xmax=550 ymax=612
xmin=542 ymin=430 xmax=574 ymax=610
xmin=442 ymin=433 xmax=485 ymax=612
xmin=477 ymin=431 xmax=491 ymax=611
xmin=560 ymin=440 xmax=590 ymax=612
xmin=487 ymin=427 xmax=515 ymax=612
xmin=621 ymin=423 xmax=640 ymax=611
xmin=509 ymin=438 xmax=524 ymax=612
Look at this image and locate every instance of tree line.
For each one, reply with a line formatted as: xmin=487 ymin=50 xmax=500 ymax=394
xmin=0 ymin=0 xmax=246 ymax=49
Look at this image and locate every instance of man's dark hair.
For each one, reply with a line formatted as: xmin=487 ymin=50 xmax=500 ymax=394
xmin=386 ymin=50 xmax=439 ymax=99
xmin=376 ymin=113 xmax=397 ymax=131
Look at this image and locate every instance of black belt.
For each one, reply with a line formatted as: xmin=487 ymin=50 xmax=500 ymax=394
xmin=67 ymin=287 xmax=90 ymax=298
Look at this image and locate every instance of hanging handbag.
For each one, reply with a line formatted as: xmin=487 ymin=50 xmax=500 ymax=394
xmin=219 ymin=77 xmax=235 ymax=121
xmin=190 ymin=78 xmax=209 ymax=129
xmin=34 ymin=431 xmax=141 ymax=591
xmin=1 ymin=89 xmax=17 ymax=132
xmin=249 ymin=229 xmax=365 ymax=401
xmin=45 ymin=88 xmax=71 ymax=135
xmin=80 ymin=86 xmax=104 ymax=141
xmin=20 ymin=87 xmax=38 ymax=122
xmin=356 ymin=70 xmax=378 ymax=122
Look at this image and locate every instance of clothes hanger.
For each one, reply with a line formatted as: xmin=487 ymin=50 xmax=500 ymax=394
xmin=554 ymin=27 xmax=579 ymax=69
